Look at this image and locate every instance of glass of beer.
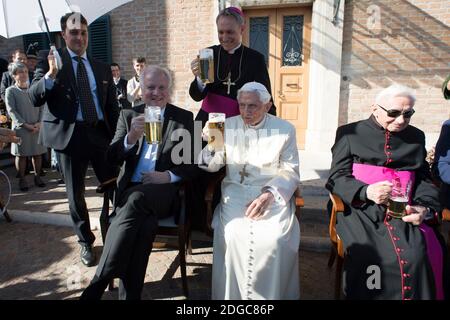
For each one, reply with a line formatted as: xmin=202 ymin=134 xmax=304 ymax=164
xmin=199 ymin=48 xmax=214 ymax=84
xmin=387 ymin=177 xmax=411 ymax=218
xmin=207 ymin=113 xmax=225 ymax=151
xmin=144 ymin=106 xmax=162 ymax=145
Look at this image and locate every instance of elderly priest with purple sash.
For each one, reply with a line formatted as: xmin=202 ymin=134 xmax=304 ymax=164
xmin=189 ymin=6 xmax=276 ymax=126
xmin=326 ymin=84 xmax=449 ymax=300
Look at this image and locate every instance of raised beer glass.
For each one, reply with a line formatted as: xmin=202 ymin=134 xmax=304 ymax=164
xmin=199 ymin=48 xmax=214 ymax=84
xmin=387 ymin=177 xmax=411 ymax=218
xmin=208 ymin=113 xmax=225 ymax=151
xmin=144 ymin=106 xmax=162 ymax=145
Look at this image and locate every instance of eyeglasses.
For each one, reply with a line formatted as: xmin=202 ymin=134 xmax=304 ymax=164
xmin=377 ymin=104 xmax=415 ymax=118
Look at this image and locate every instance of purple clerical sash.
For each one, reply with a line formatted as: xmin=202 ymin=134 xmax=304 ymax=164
xmin=352 ymin=163 xmax=415 ymax=202
xmin=351 ymin=163 xmax=444 ymax=300
xmin=201 ymin=92 xmax=240 ymax=118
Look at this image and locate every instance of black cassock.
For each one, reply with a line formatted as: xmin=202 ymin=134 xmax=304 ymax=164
xmin=188 ymin=44 xmax=276 ymax=231
xmin=326 ymin=116 xmax=449 ymax=300
xmin=189 ymin=44 xmax=275 ymax=126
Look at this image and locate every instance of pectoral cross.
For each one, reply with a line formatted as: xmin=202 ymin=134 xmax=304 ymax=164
xmin=239 ymin=164 xmax=249 ymax=184
xmin=222 ymin=72 xmax=236 ymax=95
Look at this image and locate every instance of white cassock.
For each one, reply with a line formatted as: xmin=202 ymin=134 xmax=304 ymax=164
xmin=199 ymin=114 xmax=300 ymax=300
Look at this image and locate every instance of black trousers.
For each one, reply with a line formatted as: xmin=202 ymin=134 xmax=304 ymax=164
xmin=80 ymin=182 xmax=178 ymax=300
xmin=58 ymin=122 xmax=117 ymax=245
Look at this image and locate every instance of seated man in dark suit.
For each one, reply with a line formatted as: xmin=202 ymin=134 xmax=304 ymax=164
xmin=80 ymin=65 xmax=199 ymax=300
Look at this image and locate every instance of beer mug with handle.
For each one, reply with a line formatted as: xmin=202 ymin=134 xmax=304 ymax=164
xmin=387 ymin=175 xmax=411 ymax=218
xmin=199 ymin=48 xmax=214 ymax=84
xmin=144 ymin=106 xmax=162 ymax=144
xmin=207 ymin=113 xmax=225 ymax=152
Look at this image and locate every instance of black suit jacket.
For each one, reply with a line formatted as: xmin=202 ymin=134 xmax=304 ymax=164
xmin=0 ymin=71 xmax=13 ymax=101
xmin=114 ymin=78 xmax=131 ymax=109
xmin=107 ymin=103 xmax=199 ymax=206
xmin=28 ymin=48 xmax=119 ymax=151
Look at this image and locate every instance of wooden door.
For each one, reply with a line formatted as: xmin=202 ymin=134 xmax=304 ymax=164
xmin=243 ymin=7 xmax=312 ymax=149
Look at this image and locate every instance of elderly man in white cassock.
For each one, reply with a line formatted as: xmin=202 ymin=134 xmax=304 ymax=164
xmin=199 ymin=81 xmax=301 ymax=300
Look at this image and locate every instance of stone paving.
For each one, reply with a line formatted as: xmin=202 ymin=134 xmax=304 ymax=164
xmin=2 ymin=166 xmax=449 ymax=301
xmin=0 ymin=164 xmax=336 ymax=300
xmin=0 ymin=221 xmax=335 ymax=300
xmin=0 ymin=166 xmax=103 ymax=216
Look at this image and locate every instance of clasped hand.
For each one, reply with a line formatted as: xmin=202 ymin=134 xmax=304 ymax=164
xmin=24 ymin=122 xmax=40 ymax=134
xmin=245 ymin=191 xmax=274 ymax=220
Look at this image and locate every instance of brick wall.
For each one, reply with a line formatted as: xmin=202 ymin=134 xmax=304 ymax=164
xmin=109 ymin=0 xmax=217 ymax=114
xmin=340 ymin=0 xmax=450 ymax=141
xmin=0 ymin=36 xmax=24 ymax=62
xmin=2 ymin=0 xmax=448 ymax=141
xmin=228 ymin=0 xmax=312 ymax=8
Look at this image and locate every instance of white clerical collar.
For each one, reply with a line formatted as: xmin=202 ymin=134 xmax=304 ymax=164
xmin=227 ymin=43 xmax=242 ymax=54
xmin=246 ymin=114 xmax=267 ymax=130
xmin=67 ymin=47 xmax=88 ymax=61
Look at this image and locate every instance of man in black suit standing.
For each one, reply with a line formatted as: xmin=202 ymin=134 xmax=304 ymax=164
xmin=111 ymin=62 xmax=131 ymax=109
xmin=80 ymin=65 xmax=198 ymax=300
xmin=28 ymin=12 xmax=119 ymax=267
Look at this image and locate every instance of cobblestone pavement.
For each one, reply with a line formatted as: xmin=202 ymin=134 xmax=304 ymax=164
xmin=0 ymin=166 xmax=103 ymax=216
xmin=0 ymin=221 xmax=335 ymax=300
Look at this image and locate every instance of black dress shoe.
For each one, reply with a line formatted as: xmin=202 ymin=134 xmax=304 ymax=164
xmin=34 ymin=176 xmax=46 ymax=187
xmin=80 ymin=276 xmax=110 ymax=300
xmin=19 ymin=178 xmax=29 ymax=192
xmin=80 ymin=244 xmax=96 ymax=267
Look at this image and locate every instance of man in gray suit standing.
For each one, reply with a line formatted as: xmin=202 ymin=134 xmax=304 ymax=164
xmin=29 ymin=12 xmax=119 ymax=267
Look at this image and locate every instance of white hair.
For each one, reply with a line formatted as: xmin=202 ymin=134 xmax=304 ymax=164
xmin=375 ymin=84 xmax=416 ymax=106
xmin=237 ymin=82 xmax=271 ymax=104
xmin=8 ymin=62 xmax=27 ymax=76
xmin=140 ymin=65 xmax=172 ymax=88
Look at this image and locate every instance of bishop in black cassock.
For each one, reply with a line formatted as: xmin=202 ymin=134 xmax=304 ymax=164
xmin=189 ymin=44 xmax=275 ymax=125
xmin=188 ymin=7 xmax=277 ymax=231
xmin=189 ymin=7 xmax=275 ymax=126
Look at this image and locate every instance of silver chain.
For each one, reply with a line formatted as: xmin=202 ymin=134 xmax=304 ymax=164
xmin=216 ymin=45 xmax=245 ymax=83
